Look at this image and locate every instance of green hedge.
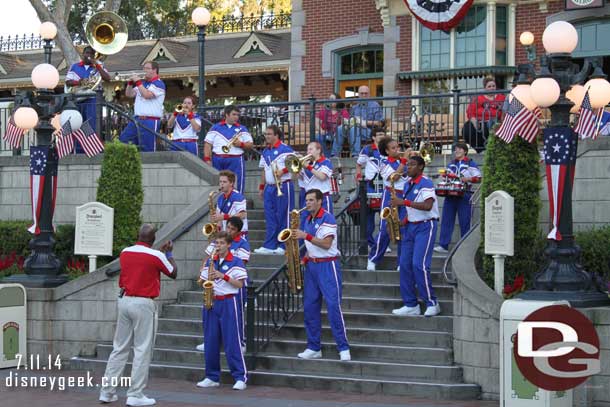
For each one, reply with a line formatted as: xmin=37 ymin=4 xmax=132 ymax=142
xmin=576 ymin=226 xmax=610 ymax=280
xmin=0 ymin=221 xmax=31 ymax=257
xmin=96 ymin=140 xmax=143 ymax=256
xmin=480 ymin=131 xmax=543 ymax=289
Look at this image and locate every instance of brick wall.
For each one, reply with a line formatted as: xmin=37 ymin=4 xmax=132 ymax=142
xmin=515 ymin=2 xmax=564 ymax=66
xmin=396 ymin=15 xmax=412 ymax=97
xmin=300 ymin=0 xmax=384 ymax=99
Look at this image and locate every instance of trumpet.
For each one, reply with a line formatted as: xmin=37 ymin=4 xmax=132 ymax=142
xmin=175 ymin=104 xmax=184 ymax=113
xmin=114 ymin=72 xmax=145 ymax=82
xmin=272 ymin=161 xmax=284 ymax=197
xmin=221 ymin=133 xmax=242 ymax=153
xmin=285 ymin=154 xmax=314 ymax=174
xmin=419 ymin=142 xmax=435 ymax=164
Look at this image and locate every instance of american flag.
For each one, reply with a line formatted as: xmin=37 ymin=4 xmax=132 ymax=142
xmin=518 ymin=106 xmax=542 ymax=143
xmin=72 ymin=120 xmax=104 ymax=157
xmin=543 ymin=128 xmax=577 ymax=241
xmin=2 ymin=115 xmax=26 ymax=149
xmin=27 ymin=146 xmax=58 ymax=235
xmin=574 ymin=90 xmax=598 ymax=140
xmin=496 ymin=97 xmax=538 ymax=143
xmin=56 ymin=120 xmax=74 ymax=159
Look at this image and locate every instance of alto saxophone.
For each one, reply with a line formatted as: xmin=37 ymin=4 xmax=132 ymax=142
xmin=380 ymin=172 xmax=402 ymax=243
xmin=277 ymin=207 xmax=307 ymax=294
xmin=199 ymin=253 xmax=215 ymax=310
xmin=202 ymin=190 xmax=220 ymax=239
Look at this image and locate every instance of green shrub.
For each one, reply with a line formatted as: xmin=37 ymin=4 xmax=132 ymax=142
xmin=0 ymin=221 xmax=31 ymax=257
xmin=480 ymin=131 xmax=543 ymax=289
xmin=576 ymin=226 xmax=610 ymax=280
xmin=96 ymin=140 xmax=143 ymax=256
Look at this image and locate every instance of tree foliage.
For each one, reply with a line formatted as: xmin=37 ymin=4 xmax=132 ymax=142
xmin=96 ymin=140 xmax=143 ymax=256
xmin=479 ymin=131 xmax=544 ymax=289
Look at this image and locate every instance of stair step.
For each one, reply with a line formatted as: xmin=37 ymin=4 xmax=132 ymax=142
xmin=339 ymin=282 xmax=453 ymax=299
xmin=70 ymin=357 xmax=480 ymax=399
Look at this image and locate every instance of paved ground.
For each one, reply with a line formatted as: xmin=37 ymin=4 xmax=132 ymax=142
xmin=0 ymin=368 xmax=497 ymax=407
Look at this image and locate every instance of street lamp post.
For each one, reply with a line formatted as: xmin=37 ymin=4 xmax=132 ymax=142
xmin=3 ymin=22 xmax=83 ymax=288
xmin=516 ymin=22 xmax=610 ymax=307
xmin=192 ymin=7 xmax=211 ymax=149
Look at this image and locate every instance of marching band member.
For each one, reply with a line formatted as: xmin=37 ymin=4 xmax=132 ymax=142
xmin=253 ymin=125 xmax=295 ymax=255
xmin=65 ymin=45 xmax=111 ymax=154
xmin=119 ymin=61 xmax=166 ymax=152
xmin=204 ymin=105 xmax=253 ymax=193
xmin=367 ymin=137 xmax=409 ymax=271
xmin=210 ymin=170 xmax=248 ymax=236
xmin=198 ymin=217 xmax=251 ymax=352
xmin=434 ymin=142 xmax=481 ymax=254
xmin=292 ymin=189 xmax=351 ymax=361
xmin=167 ymin=96 xmax=201 ymax=156
xmin=197 ymin=231 xmax=248 ymax=391
xmin=298 ymin=141 xmax=334 ymax=214
xmin=390 ymin=155 xmax=440 ymax=317
xmin=355 ymin=127 xmax=385 ymax=249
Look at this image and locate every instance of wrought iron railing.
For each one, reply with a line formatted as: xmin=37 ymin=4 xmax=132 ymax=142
xmin=245 ymin=260 xmax=303 ymax=369
xmin=336 ymin=180 xmax=369 ymax=264
xmin=203 ymin=12 xmax=291 ymax=34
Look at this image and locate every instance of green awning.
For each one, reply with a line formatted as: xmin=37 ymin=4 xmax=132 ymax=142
xmin=397 ymin=65 xmax=517 ymax=81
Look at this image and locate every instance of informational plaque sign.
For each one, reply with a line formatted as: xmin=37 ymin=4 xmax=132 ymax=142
xmin=484 ymin=191 xmax=514 ymax=256
xmin=565 ymin=0 xmax=604 ymax=11
xmin=74 ymin=202 xmax=114 ymax=257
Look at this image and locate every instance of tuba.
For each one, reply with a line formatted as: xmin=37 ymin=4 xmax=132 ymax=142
xmin=202 ymin=190 xmax=220 ymax=239
xmin=284 ymin=154 xmax=314 ymax=174
xmin=379 ymin=172 xmax=402 ymax=243
xmin=277 ymin=207 xmax=307 ymax=294
xmin=66 ymin=11 xmax=128 ymax=93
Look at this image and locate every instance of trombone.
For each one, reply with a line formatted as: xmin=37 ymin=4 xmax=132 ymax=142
xmin=285 ymin=154 xmax=314 ymax=174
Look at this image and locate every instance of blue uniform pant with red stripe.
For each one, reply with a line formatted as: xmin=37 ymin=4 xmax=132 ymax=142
xmin=303 ymin=260 xmax=349 ymax=352
xmin=369 ymin=189 xmax=405 ymax=264
xmin=262 ymin=182 xmax=294 ymax=250
xmin=170 ymin=141 xmax=198 ymax=156
xmin=438 ymin=194 xmax=472 ymax=250
xmin=119 ymin=117 xmax=159 ymax=152
xmin=212 ymin=155 xmax=245 ymax=193
xmin=75 ymin=98 xmax=97 ymax=154
xmin=399 ymin=220 xmax=438 ymax=307
xmin=203 ymin=296 xmax=247 ymax=383
xmin=236 ymin=281 xmax=250 ymax=348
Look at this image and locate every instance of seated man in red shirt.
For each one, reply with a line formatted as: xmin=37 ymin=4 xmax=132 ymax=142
xmin=99 ymin=224 xmax=177 ymax=407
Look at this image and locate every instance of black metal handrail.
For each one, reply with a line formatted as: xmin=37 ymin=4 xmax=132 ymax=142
xmin=336 ymin=180 xmax=369 ymax=264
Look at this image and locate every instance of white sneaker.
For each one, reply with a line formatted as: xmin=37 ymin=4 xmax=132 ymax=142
xmin=424 ymin=303 xmax=441 ymax=317
xmin=241 ymin=345 xmax=246 ymax=353
xmin=254 ymin=247 xmax=276 ymax=255
xmin=396 ymin=265 xmax=400 ymax=272
xmin=233 ymin=380 xmax=247 ymax=390
xmin=274 ymin=247 xmax=286 ymax=255
xmin=297 ymin=349 xmax=322 ymax=359
xmin=366 ymin=260 xmax=376 ymax=271
xmin=126 ymin=396 xmax=156 ymax=406
xmin=339 ymin=350 xmax=351 ymax=361
xmin=196 ymin=378 xmax=220 ymax=388
xmin=434 ymin=245 xmax=448 ymax=253
xmin=99 ymin=393 xmax=118 ymax=403
xmin=385 ymin=247 xmax=392 ymax=253
xmin=392 ymin=304 xmax=421 ymax=316
xmin=195 ymin=343 xmax=205 ymax=352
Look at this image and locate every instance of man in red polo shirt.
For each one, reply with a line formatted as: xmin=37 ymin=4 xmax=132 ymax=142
xmin=99 ymin=224 xmax=177 ymax=407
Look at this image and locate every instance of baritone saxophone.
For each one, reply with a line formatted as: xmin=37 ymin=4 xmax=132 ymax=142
xmin=277 ymin=207 xmax=307 ymax=294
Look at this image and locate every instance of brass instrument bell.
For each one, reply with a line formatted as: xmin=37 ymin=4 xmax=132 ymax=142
xmin=285 ymin=154 xmax=314 ymax=174
xmin=86 ymin=11 xmax=128 ymax=56
xmin=175 ymin=104 xmax=184 ymax=113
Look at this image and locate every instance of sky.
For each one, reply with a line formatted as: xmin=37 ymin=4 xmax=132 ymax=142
xmin=0 ymin=0 xmax=41 ymax=38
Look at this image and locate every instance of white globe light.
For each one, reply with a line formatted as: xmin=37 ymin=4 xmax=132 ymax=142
xmin=60 ymin=109 xmax=83 ymax=132
xmin=192 ymin=7 xmax=211 ymax=26
xmin=520 ymin=31 xmax=534 ymax=46
xmin=530 ymin=77 xmax=560 ymax=108
xmin=50 ymin=114 xmax=61 ymax=131
xmin=510 ymin=84 xmax=538 ymax=111
xmin=542 ymin=21 xmax=578 ymax=54
xmin=39 ymin=22 xmax=57 ymax=40
xmin=31 ymin=63 xmax=60 ymax=89
xmin=13 ymin=107 xmax=39 ymax=130
xmin=584 ymin=78 xmax=610 ymax=109
xmin=566 ymin=84 xmax=586 ymax=113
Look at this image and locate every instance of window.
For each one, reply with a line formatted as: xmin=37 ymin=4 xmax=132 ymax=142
xmin=496 ymin=6 xmax=508 ymax=66
xmin=340 ymin=49 xmax=383 ymax=75
xmin=420 ymin=79 xmax=450 ymax=114
xmin=337 ymin=47 xmax=383 ymax=97
xmin=420 ymin=29 xmax=450 ymax=70
xmin=455 ymin=5 xmax=487 ymax=67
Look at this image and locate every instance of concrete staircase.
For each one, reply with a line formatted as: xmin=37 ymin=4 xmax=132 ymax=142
xmin=70 ymin=157 xmax=482 ymax=400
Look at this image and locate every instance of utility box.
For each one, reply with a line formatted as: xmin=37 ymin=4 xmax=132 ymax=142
xmin=500 ymin=299 xmax=572 ymax=407
xmin=0 ymin=284 xmax=27 ymax=368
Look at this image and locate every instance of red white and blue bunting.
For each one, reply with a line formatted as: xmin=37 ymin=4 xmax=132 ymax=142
xmin=403 ymin=0 xmax=474 ymax=31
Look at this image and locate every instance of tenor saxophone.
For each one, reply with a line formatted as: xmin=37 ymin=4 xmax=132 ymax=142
xmin=202 ymin=253 xmax=216 ymax=310
xmin=379 ymin=172 xmax=402 ymax=243
xmin=277 ymin=207 xmax=307 ymax=294
xmin=202 ymin=190 xmax=220 ymax=239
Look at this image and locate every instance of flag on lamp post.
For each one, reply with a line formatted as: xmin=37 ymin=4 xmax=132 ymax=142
xmin=27 ymin=146 xmax=58 ymax=235
xmin=56 ymin=120 xmax=74 ymax=159
xmin=3 ymin=115 xmax=26 ymax=149
xmin=574 ymin=90 xmax=598 ymax=140
xmin=72 ymin=120 xmax=104 ymax=157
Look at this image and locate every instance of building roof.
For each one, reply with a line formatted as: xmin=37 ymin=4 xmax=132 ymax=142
xmin=0 ymin=30 xmax=291 ymax=89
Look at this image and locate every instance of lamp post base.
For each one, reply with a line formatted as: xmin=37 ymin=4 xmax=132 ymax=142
xmin=2 ymin=273 xmax=68 ymax=288
xmin=517 ymin=289 xmax=610 ymax=308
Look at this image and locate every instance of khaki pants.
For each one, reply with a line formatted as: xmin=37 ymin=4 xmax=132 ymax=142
xmin=100 ymin=295 xmax=158 ymax=399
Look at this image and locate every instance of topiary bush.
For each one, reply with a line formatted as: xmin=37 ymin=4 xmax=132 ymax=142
xmin=0 ymin=221 xmax=32 ymax=257
xmin=96 ymin=140 xmax=143 ymax=256
xmin=576 ymin=225 xmax=610 ymax=280
xmin=480 ymin=131 xmax=543 ymax=290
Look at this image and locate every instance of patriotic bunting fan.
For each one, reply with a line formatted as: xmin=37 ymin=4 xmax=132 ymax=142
xmin=403 ymin=0 xmax=474 ymax=31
